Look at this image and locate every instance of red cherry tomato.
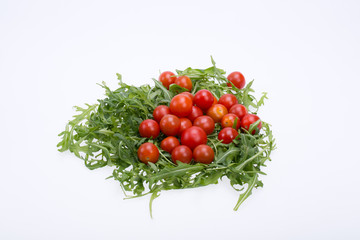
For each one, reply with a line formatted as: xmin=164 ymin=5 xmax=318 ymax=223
xmin=193 ymin=145 xmax=214 ymax=164
xmin=160 ymin=114 xmax=181 ymax=136
xmin=153 ymin=105 xmax=170 ymax=123
xmin=175 ymin=76 xmax=192 ymax=91
xmin=187 ymin=106 xmax=203 ymax=122
xmin=227 ymin=71 xmax=245 ymax=89
xmin=178 ymin=118 xmax=192 ymax=135
xmin=206 ymin=104 xmax=228 ymax=123
xmin=218 ymin=94 xmax=238 ymax=110
xmin=181 ymin=126 xmax=207 ymax=150
xmin=160 ymin=136 xmax=180 ymax=153
xmin=193 ymin=89 xmax=214 ymax=111
xmin=221 ymin=113 xmax=241 ymax=130
xmin=218 ymin=127 xmax=239 ymax=144
xmin=139 ymin=119 xmax=160 ymax=139
xmin=241 ymin=114 xmax=262 ymax=134
xmin=137 ymin=142 xmax=159 ymax=164
xmin=229 ymin=104 xmax=248 ymax=119
xmin=159 ymin=71 xmax=176 ymax=89
xmin=193 ymin=116 xmax=215 ymax=135
xmin=171 ymin=145 xmax=193 ymax=164
xmin=179 ymin=92 xmax=194 ymax=101
xmin=170 ymin=94 xmax=193 ymax=117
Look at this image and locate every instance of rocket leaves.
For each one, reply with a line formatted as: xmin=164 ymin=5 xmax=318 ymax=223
xmin=57 ymin=59 xmax=275 ymax=217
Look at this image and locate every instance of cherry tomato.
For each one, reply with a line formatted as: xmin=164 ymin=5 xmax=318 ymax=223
xmin=179 ymin=118 xmax=192 ymax=135
xmin=175 ymin=76 xmax=192 ymax=91
xmin=193 ymin=145 xmax=214 ymax=164
xmin=221 ymin=113 xmax=241 ymax=130
xmin=193 ymin=89 xmax=214 ymax=111
xmin=212 ymin=97 xmax=218 ymax=105
xmin=229 ymin=104 xmax=248 ymax=119
xmin=139 ymin=119 xmax=160 ymax=139
xmin=227 ymin=71 xmax=245 ymax=89
xmin=153 ymin=105 xmax=170 ymax=123
xmin=241 ymin=114 xmax=262 ymax=134
xmin=171 ymin=145 xmax=192 ymax=164
xmin=179 ymin=92 xmax=194 ymax=101
xmin=206 ymin=104 xmax=228 ymax=123
xmin=170 ymin=94 xmax=193 ymax=117
xmin=186 ymin=106 xmax=203 ymax=122
xmin=160 ymin=114 xmax=181 ymax=136
xmin=218 ymin=127 xmax=239 ymax=144
xmin=193 ymin=116 xmax=215 ymax=135
xmin=137 ymin=142 xmax=159 ymax=164
xmin=218 ymin=94 xmax=238 ymax=110
xmin=160 ymin=136 xmax=180 ymax=153
xmin=159 ymin=71 xmax=176 ymax=89
xmin=181 ymin=126 xmax=207 ymax=150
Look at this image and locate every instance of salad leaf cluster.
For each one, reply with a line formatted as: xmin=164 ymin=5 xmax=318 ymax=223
xmin=57 ymin=58 xmax=275 ymax=216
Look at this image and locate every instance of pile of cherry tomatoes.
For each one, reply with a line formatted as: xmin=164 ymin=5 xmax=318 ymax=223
xmin=137 ymin=71 xmax=262 ymax=165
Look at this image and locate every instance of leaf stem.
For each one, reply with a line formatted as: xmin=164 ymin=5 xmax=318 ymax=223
xmin=159 ymin=151 xmax=176 ymax=166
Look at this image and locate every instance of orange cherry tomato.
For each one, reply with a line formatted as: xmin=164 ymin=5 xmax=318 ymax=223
xmin=221 ymin=113 xmax=241 ymax=130
xmin=206 ymin=104 xmax=228 ymax=123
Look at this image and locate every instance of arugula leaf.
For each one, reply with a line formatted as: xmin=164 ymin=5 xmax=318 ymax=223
xmin=233 ymin=174 xmax=258 ymax=211
xmin=58 ymin=58 xmax=276 ymax=216
xmin=169 ymin=84 xmax=189 ymax=94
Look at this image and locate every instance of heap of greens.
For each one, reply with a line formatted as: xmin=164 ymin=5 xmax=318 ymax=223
xmin=57 ymin=58 xmax=275 ymax=216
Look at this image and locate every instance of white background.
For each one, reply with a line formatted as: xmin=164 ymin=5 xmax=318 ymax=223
xmin=1 ymin=0 xmax=360 ymax=239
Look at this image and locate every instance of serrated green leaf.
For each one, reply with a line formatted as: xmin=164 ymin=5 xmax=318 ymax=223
xmin=57 ymin=57 xmax=275 ymax=216
xmin=233 ymin=174 xmax=257 ymax=211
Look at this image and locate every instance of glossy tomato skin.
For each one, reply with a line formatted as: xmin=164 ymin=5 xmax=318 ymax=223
xmin=212 ymin=97 xmax=218 ymax=105
xmin=139 ymin=119 xmax=160 ymax=139
xmin=179 ymin=92 xmax=194 ymax=101
xmin=181 ymin=126 xmax=207 ymax=150
xmin=229 ymin=104 xmax=248 ymax=119
xmin=178 ymin=118 xmax=192 ymax=135
xmin=218 ymin=127 xmax=239 ymax=144
xmin=160 ymin=114 xmax=181 ymax=136
xmin=193 ymin=145 xmax=214 ymax=164
xmin=193 ymin=90 xmax=214 ymax=111
xmin=170 ymin=94 xmax=193 ymax=117
xmin=227 ymin=71 xmax=245 ymax=89
xmin=218 ymin=94 xmax=238 ymax=110
xmin=241 ymin=114 xmax=262 ymax=134
xmin=160 ymin=136 xmax=180 ymax=153
xmin=171 ymin=145 xmax=192 ymax=164
xmin=221 ymin=113 xmax=241 ymax=130
xmin=153 ymin=105 xmax=170 ymax=123
xmin=193 ymin=116 xmax=215 ymax=135
xmin=206 ymin=104 xmax=228 ymax=123
xmin=187 ymin=106 xmax=203 ymax=122
xmin=159 ymin=71 xmax=176 ymax=89
xmin=137 ymin=142 xmax=159 ymax=164
xmin=175 ymin=76 xmax=192 ymax=91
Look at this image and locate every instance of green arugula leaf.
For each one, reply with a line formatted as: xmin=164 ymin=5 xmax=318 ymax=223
xmin=58 ymin=57 xmax=276 ymax=216
xmin=169 ymin=84 xmax=189 ymax=94
xmin=233 ymin=174 xmax=258 ymax=211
